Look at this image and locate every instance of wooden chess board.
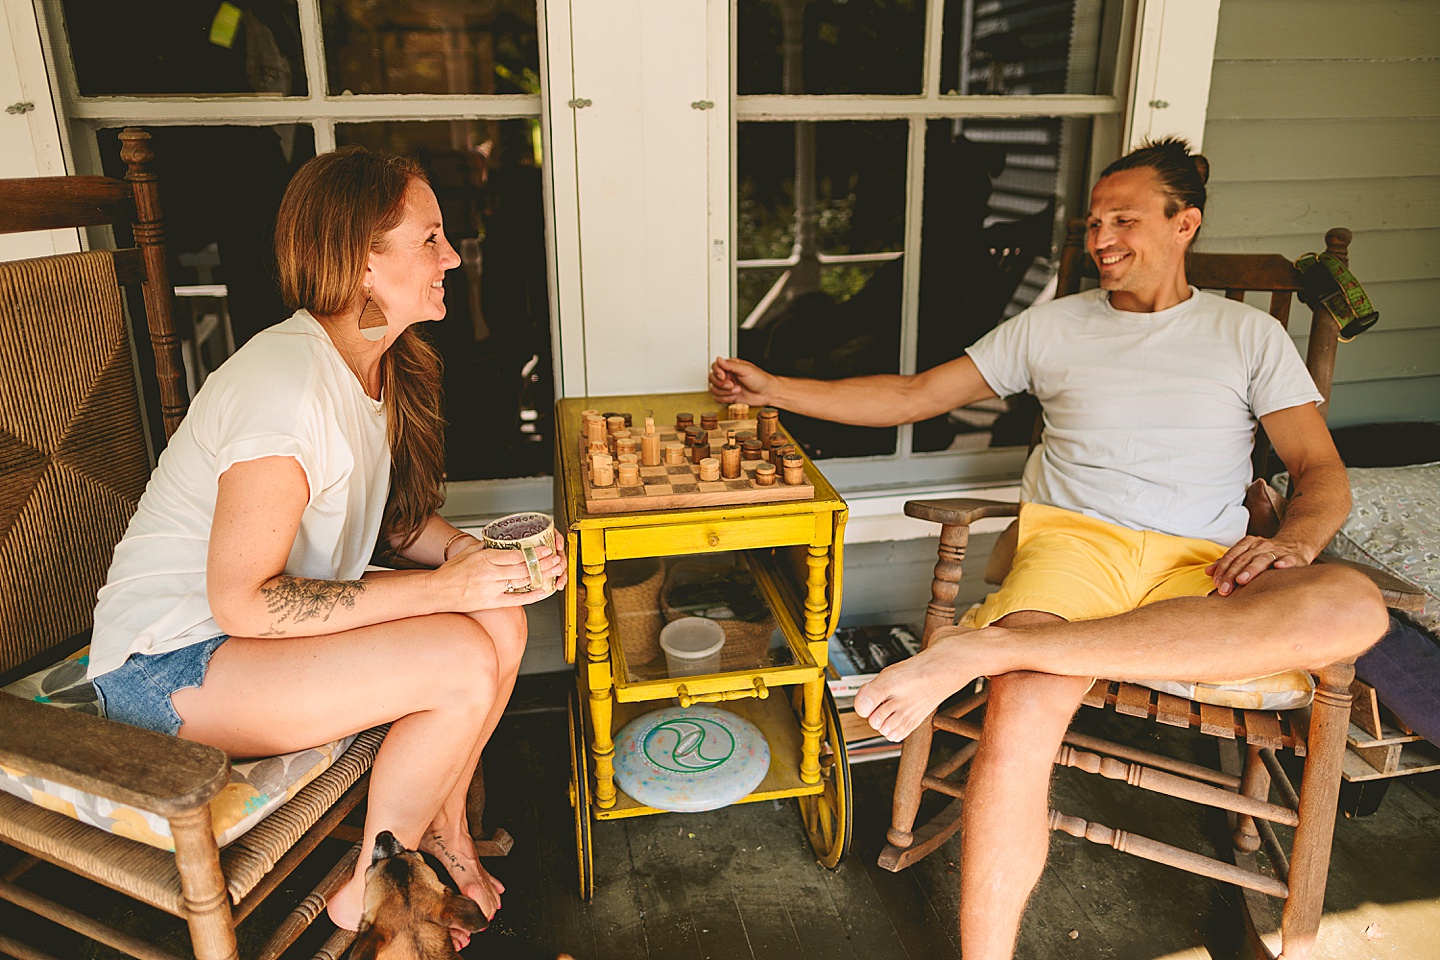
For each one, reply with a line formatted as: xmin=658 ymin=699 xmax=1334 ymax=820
xmin=580 ymin=419 xmax=815 ymax=515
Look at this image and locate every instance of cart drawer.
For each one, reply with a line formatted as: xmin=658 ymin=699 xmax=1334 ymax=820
xmin=605 ymin=514 xmax=816 ymax=560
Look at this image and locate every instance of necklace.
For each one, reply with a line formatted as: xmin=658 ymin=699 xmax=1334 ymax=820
xmin=324 ymin=321 xmax=385 ymax=416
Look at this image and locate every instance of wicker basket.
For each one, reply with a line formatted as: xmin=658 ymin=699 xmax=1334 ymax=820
xmin=607 ymin=558 xmax=666 ymax=671
xmin=661 ymin=558 xmax=777 ymax=672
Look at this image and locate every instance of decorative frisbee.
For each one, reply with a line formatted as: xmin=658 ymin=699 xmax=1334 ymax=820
xmin=612 ymin=705 xmax=771 ymax=813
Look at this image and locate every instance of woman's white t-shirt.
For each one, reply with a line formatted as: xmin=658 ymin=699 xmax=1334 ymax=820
xmin=88 ymin=310 xmax=391 ymax=679
xmin=966 ymin=288 xmax=1323 ymax=546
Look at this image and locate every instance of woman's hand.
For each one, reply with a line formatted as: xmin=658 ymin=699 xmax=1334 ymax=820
xmin=436 ymin=536 xmax=567 ymax=610
xmin=1207 ymin=534 xmax=1313 ymax=597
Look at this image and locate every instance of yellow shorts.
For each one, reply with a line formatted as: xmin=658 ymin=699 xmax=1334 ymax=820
xmin=962 ymin=502 xmax=1226 ymax=628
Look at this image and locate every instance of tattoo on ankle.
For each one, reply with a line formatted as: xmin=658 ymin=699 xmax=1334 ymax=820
xmin=431 ymin=834 xmax=467 ymax=873
xmin=260 ymin=576 xmax=366 ymax=632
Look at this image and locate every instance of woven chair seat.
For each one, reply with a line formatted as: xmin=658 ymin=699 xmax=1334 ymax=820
xmin=1 ymin=646 xmax=358 ymax=853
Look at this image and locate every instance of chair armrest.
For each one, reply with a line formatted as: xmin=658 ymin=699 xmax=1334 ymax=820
xmin=1317 ymin=555 xmax=1428 ymax=613
xmin=0 ymin=693 xmax=230 ymax=818
xmin=904 ymin=498 xmax=1020 ymax=528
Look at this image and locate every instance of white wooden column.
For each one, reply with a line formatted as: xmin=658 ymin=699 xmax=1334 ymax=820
xmin=544 ymin=0 xmax=729 ymax=397
xmin=1125 ymin=0 xmax=1222 ymax=150
xmin=0 ymin=0 xmax=74 ymax=261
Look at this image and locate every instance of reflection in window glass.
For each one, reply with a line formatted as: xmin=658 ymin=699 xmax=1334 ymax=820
xmin=912 ymin=117 xmax=1093 ymax=454
xmin=323 ymin=0 xmax=540 ymax=96
xmin=737 ymin=0 xmax=923 ymax=95
xmin=737 ymin=121 xmax=906 ymax=459
xmin=97 ymin=124 xmax=316 ymax=356
xmin=940 ymin=0 xmax=1109 ymax=96
xmin=65 ymin=1 xmax=306 ymax=96
xmin=336 ymin=121 xmax=552 ymax=482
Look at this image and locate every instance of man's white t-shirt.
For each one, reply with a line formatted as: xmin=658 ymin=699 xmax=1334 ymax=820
xmin=966 ymin=287 xmax=1323 ymax=546
xmin=88 ymin=310 xmax=391 ymax=679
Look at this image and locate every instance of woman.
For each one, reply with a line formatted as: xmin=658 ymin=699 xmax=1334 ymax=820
xmin=87 ymin=146 xmax=563 ymax=936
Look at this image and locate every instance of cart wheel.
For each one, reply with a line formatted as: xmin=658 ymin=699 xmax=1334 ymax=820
xmin=567 ymin=688 xmax=594 ymax=900
xmin=792 ymin=686 xmax=853 ymax=868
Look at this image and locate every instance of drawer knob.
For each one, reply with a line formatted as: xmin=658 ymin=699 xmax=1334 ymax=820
xmin=707 ymin=532 xmax=720 ymax=546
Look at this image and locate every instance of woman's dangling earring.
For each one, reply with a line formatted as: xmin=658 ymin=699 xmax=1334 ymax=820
xmin=358 ymin=287 xmax=389 ymax=342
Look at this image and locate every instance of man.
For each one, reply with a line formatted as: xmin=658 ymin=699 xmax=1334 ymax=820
xmin=710 ymin=138 xmax=1387 ymax=960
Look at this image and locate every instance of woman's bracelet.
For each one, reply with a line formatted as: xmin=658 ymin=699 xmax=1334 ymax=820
xmin=442 ymin=531 xmax=477 ymax=562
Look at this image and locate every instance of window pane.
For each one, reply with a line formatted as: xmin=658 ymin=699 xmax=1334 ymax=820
xmin=737 ymin=0 xmax=924 ymax=95
xmin=97 ymin=124 xmax=317 ymax=359
xmin=912 ymin=117 xmax=1092 ymax=454
xmin=324 ymin=0 xmax=540 ymax=95
xmin=736 ymin=121 xmax=906 ymax=460
xmin=65 ymin=1 xmax=306 ymax=96
xmin=336 ymin=121 xmax=552 ymax=482
xmin=940 ymin=0 xmax=1112 ymax=96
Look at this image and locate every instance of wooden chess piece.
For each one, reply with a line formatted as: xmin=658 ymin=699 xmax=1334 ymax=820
xmin=728 ymin=402 xmax=750 ymax=421
xmin=701 ymin=412 xmax=719 ymax=432
xmin=721 ymin=443 xmax=742 ymax=480
xmin=580 ymin=409 xmax=600 ymax=439
xmin=689 ymin=430 xmax=709 ymax=464
xmin=757 ymin=407 xmax=779 ymax=443
xmin=618 ymin=461 xmax=640 ymax=486
xmin=606 ymin=415 xmax=626 ymax=436
xmin=592 ymin=453 xmax=614 ymax=487
xmin=781 ymin=453 xmax=805 ymax=485
xmin=664 ymin=442 xmax=686 ymax=465
xmin=641 ymin=429 xmax=661 ymax=467
xmin=742 ymin=438 xmax=764 ymax=461
xmin=616 ymin=436 xmax=638 ymax=458
xmin=675 ymin=412 xmax=694 ymax=435
xmin=698 ymin=457 xmax=721 ymax=482
xmin=585 ymin=414 xmax=606 ymax=445
xmin=767 ymin=433 xmax=788 ymax=462
xmin=754 ymin=462 xmax=776 ymax=486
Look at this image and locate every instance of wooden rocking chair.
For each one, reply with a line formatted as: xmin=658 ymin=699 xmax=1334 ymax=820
xmin=878 ymin=223 xmax=1426 ymax=958
xmin=0 ymin=129 xmax=385 ymax=960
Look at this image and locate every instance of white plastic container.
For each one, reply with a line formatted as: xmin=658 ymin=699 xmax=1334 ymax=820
xmin=658 ymin=617 xmax=726 ymax=678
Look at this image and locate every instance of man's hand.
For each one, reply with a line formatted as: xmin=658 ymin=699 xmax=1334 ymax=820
xmin=709 ymin=356 xmax=775 ymax=407
xmin=1207 ymin=534 xmax=1315 ymax=597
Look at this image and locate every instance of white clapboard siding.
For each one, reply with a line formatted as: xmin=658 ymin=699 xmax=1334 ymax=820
xmin=1199 ymin=0 xmax=1440 ymax=427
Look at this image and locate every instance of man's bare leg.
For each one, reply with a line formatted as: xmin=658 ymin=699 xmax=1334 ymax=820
xmin=962 ymin=670 xmax=1090 ymax=959
xmin=958 ymin=612 xmax=1089 ymax=960
xmin=855 ymin=564 xmax=1386 ymax=741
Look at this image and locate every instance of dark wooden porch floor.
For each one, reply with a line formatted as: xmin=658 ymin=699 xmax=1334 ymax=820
xmin=5 ymin=672 xmax=1440 ymax=960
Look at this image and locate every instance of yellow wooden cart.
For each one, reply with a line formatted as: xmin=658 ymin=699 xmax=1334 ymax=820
xmin=555 ymin=392 xmax=851 ymax=898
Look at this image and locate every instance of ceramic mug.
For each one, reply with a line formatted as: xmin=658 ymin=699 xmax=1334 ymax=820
xmin=481 ymin=511 xmax=558 ymax=596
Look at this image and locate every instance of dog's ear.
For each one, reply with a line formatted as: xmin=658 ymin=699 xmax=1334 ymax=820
xmin=440 ymin=891 xmax=488 ymax=934
xmin=350 ymin=922 xmax=389 ymax=960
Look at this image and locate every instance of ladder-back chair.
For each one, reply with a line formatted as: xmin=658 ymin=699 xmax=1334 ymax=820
xmin=879 ymin=223 xmax=1425 ymax=958
xmin=0 ymin=129 xmax=385 ymax=960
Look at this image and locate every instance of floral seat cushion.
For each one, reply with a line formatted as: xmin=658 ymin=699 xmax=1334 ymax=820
xmin=0 ymin=646 xmax=354 ymax=852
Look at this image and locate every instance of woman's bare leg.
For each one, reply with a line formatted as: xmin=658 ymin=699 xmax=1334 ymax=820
xmin=171 ymin=610 xmax=517 ymax=930
xmin=416 ymin=606 xmax=528 ymax=924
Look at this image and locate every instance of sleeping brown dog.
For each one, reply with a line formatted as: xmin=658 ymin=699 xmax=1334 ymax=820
xmin=350 ymin=831 xmax=488 ymax=960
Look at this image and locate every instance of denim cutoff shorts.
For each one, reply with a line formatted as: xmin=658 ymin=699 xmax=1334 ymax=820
xmin=92 ymin=635 xmax=229 ymax=735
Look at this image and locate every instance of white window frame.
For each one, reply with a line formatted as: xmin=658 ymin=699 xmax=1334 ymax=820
xmin=729 ymin=0 xmax=1220 ymax=494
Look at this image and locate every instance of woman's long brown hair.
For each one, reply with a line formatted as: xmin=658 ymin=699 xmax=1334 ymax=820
xmin=274 ymin=146 xmax=445 ymax=552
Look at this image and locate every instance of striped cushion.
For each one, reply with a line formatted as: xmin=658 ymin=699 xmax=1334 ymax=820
xmin=0 ymin=646 xmax=354 ymax=852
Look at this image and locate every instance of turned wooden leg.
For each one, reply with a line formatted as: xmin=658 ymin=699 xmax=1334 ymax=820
xmin=886 ymin=521 xmax=970 ymax=850
xmin=1279 ymin=660 xmax=1354 ymax=960
xmin=1232 ymin=743 xmax=1270 ymax=854
xmin=170 ymin=806 xmax=238 ymax=960
xmin=466 ymin=764 xmax=514 ymax=856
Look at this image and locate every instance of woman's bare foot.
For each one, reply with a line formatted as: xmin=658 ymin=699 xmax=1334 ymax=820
xmin=852 ymin=625 xmax=987 ymax=740
xmin=420 ymin=823 xmax=505 ymax=923
xmin=326 ymin=873 xmax=363 ymax=931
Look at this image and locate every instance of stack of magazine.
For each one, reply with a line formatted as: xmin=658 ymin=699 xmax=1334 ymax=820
xmin=826 ymin=624 xmax=922 ymax=763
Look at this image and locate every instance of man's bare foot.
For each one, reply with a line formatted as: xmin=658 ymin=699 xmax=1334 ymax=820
xmin=420 ymin=825 xmax=505 ymax=922
xmin=326 ymin=873 xmax=363 ymax=931
xmin=852 ymin=625 xmax=985 ymax=741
